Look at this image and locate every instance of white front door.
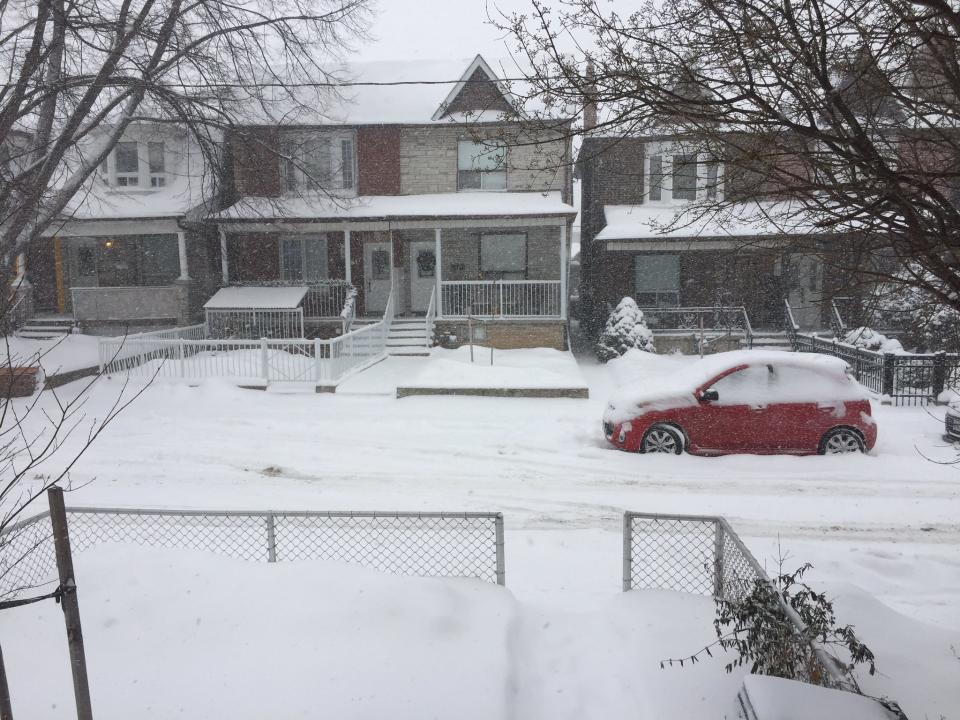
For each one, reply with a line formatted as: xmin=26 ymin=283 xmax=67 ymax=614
xmin=408 ymin=241 xmax=436 ymax=313
xmin=363 ymin=241 xmax=391 ymax=314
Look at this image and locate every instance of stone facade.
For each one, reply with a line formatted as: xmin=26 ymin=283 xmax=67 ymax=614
xmin=434 ymin=319 xmax=567 ymax=351
xmin=399 ymin=125 xmax=570 ymax=198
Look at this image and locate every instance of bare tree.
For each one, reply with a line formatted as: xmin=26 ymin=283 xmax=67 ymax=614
xmin=0 ymin=0 xmax=372 ymax=272
xmin=496 ymin=0 xmax=960 ymax=319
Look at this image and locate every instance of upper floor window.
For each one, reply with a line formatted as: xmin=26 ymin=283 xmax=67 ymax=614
xmin=280 ymin=131 xmax=356 ymax=194
xmin=458 ymin=139 xmax=506 ymax=191
xmin=645 ymin=143 xmax=722 ymax=203
xmin=104 ymin=140 xmax=167 ymax=188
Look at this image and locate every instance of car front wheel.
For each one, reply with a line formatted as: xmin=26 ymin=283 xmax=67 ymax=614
xmin=641 ymin=424 xmax=684 ymax=455
xmin=819 ymin=427 xmax=866 ymax=455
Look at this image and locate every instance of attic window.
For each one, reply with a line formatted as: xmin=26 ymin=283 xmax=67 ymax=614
xmin=106 ymin=140 xmax=167 ymax=188
xmin=644 ymin=142 xmax=723 ymax=203
xmin=458 ymin=139 xmax=506 ymax=191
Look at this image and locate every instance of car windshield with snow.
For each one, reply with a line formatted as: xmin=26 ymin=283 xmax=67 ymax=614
xmin=603 ymin=351 xmax=877 ymax=456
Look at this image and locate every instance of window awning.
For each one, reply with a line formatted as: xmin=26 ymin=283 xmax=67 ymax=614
xmin=204 ymin=286 xmax=308 ymax=310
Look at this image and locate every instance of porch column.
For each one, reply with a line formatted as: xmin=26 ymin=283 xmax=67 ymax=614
xmin=344 ymin=228 xmax=352 ymax=285
xmin=14 ymin=252 xmax=26 ymax=284
xmin=388 ymin=229 xmax=395 ymax=288
xmin=559 ymin=222 xmax=568 ymax=320
xmin=219 ymin=228 xmax=229 ymax=284
xmin=177 ymin=231 xmax=190 ymax=281
xmin=435 ymin=228 xmax=442 ymax=318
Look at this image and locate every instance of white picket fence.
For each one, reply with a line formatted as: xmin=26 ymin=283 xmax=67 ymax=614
xmin=99 ymin=298 xmax=393 ymax=386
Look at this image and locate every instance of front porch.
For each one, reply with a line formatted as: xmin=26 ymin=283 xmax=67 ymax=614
xmin=216 ymin=218 xmax=570 ymax=346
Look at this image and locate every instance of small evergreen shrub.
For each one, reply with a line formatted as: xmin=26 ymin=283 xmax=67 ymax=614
xmin=595 ymin=297 xmax=656 ymax=362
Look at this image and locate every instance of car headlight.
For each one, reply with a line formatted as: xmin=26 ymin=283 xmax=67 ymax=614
xmin=618 ymin=427 xmax=627 ymax=443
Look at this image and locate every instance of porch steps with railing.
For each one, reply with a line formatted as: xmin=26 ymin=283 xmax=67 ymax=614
xmin=384 ymin=318 xmax=431 ymax=357
xmin=17 ymin=317 xmax=74 ymax=339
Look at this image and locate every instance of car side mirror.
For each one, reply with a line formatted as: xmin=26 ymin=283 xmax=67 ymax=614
xmin=699 ymin=389 xmax=719 ymax=402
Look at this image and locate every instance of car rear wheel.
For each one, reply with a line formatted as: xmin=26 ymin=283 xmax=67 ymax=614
xmin=819 ymin=427 xmax=866 ymax=455
xmin=641 ymin=424 xmax=684 ymax=455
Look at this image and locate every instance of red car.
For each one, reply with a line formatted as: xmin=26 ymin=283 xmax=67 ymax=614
xmin=603 ymin=351 xmax=877 ymax=456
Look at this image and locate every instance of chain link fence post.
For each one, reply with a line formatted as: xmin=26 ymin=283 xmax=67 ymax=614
xmin=494 ymin=514 xmax=505 ymax=586
xmin=622 ymin=512 xmax=633 ymax=591
xmin=713 ymin=520 xmax=725 ymax=598
xmin=265 ymin=513 xmax=277 ymax=563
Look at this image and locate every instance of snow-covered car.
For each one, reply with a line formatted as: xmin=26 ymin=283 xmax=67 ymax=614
xmin=944 ymin=406 xmax=960 ymax=442
xmin=603 ymin=351 xmax=877 ymax=456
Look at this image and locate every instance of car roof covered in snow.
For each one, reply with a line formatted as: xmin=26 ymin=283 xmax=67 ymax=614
xmin=671 ymin=350 xmax=853 ymax=388
xmin=204 ymin=286 xmax=308 ymax=310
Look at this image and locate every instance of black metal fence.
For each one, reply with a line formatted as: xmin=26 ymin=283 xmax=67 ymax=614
xmin=792 ymin=333 xmax=959 ymax=406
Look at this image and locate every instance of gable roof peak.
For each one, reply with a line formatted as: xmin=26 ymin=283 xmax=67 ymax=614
xmin=431 ymin=54 xmax=518 ymax=121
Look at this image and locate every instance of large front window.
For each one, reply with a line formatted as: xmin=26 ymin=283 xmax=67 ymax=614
xmin=280 ymin=132 xmax=356 ymax=193
xmin=70 ymin=235 xmax=180 ymax=287
xmin=279 ymin=235 xmax=329 ymax=281
xmin=644 ymin=143 xmax=722 ymax=202
xmin=458 ymin=139 xmax=507 ymax=190
xmin=634 ymin=254 xmax=680 ymax=306
xmin=480 ymin=233 xmax=525 ymax=279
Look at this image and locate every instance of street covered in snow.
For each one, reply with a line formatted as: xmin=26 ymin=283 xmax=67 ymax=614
xmin=1 ymin=350 xmax=958 ymax=718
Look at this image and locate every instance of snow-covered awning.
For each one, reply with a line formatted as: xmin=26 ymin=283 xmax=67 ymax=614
xmin=213 ymin=191 xmax=576 ymax=224
xmin=204 ymin=286 xmax=308 ymax=310
xmin=596 ymin=201 xmax=823 ymax=243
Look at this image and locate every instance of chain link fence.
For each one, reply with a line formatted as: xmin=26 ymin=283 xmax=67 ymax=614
xmin=1 ymin=507 xmax=505 ymax=598
xmin=622 ymin=512 xmax=850 ymax=691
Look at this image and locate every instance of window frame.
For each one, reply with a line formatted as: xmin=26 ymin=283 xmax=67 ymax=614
xmin=644 ymin=142 xmax=724 ymax=204
xmin=478 ymin=232 xmax=527 ymax=278
xmin=279 ymin=130 xmax=357 ymax=195
xmin=279 ymin=235 xmax=330 ymax=282
xmin=634 ymin=253 xmax=680 ymax=307
xmin=104 ymin=139 xmax=169 ymax=189
xmin=457 ymin=139 xmax=508 ymax=192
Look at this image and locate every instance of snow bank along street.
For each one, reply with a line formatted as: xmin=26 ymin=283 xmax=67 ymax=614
xmin=2 ymin=350 xmax=959 ymax=717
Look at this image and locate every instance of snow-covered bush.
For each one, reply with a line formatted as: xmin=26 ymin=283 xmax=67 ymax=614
xmin=842 ymin=326 xmax=903 ymax=353
xmin=595 ymin=297 xmax=655 ymax=362
xmin=871 ymin=276 xmax=960 ymax=353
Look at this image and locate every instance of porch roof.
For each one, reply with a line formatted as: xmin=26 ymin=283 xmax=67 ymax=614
xmin=204 ymin=286 xmax=307 ymax=310
xmin=595 ymin=201 xmax=823 ymax=242
xmin=213 ymin=191 xmax=576 ymax=226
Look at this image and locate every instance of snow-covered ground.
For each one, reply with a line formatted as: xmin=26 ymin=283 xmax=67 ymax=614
xmin=404 ymin=346 xmax=587 ymax=389
xmin=2 ymin=333 xmax=101 ymax=374
xmin=3 ymin=349 xmax=959 ymax=717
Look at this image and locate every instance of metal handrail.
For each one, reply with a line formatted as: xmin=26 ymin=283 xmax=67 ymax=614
xmin=783 ymin=298 xmax=800 ymax=332
xmin=425 ymin=285 xmax=437 ymax=349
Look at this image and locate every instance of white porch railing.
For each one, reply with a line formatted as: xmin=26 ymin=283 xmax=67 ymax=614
xmin=440 ymin=280 xmax=562 ymax=318
xmin=99 ymin=288 xmax=395 ymax=385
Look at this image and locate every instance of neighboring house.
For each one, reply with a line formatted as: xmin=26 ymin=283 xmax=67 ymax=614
xmin=19 ymin=55 xmax=576 ymax=349
xmin=32 ymin=123 xmax=219 ymax=329
xmin=212 ymin=55 xmax=576 ymax=350
xmin=576 ymin=134 xmax=828 ymax=337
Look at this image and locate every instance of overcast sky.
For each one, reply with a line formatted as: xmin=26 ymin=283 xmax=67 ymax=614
xmin=358 ymin=0 xmax=571 ymax=64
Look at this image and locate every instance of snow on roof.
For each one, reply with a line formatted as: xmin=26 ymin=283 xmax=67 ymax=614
xmin=237 ymin=56 xmax=544 ymax=126
xmin=204 ymin=286 xmax=308 ymax=310
xmin=215 ymin=191 xmax=576 ymax=222
xmin=596 ymin=202 xmax=822 ymax=241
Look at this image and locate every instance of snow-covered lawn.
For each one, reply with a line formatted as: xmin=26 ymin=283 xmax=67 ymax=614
xmin=3 ymin=349 xmax=959 ymax=717
xmin=404 ymin=346 xmax=587 ymax=390
xmin=2 ymin=333 xmax=101 ymax=374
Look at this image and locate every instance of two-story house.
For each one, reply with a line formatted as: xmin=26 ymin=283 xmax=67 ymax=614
xmin=211 ymin=55 xmax=576 ymax=351
xmin=33 ymin=123 xmax=220 ymax=329
xmin=576 ymin=130 xmax=831 ymax=341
